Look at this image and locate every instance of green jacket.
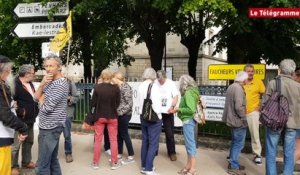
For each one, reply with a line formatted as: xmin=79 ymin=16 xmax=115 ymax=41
xmin=177 ymin=87 xmax=199 ymax=122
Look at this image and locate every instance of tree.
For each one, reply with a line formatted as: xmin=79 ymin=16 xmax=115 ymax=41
xmin=0 ymin=0 xmax=48 ymax=69
xmin=214 ymin=0 xmax=300 ymax=65
xmin=172 ymin=0 xmax=235 ymax=79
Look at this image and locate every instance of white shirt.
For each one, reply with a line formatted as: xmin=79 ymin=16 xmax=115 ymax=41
xmin=137 ymin=80 xmax=162 ymax=119
xmin=154 ymin=79 xmax=179 ymax=114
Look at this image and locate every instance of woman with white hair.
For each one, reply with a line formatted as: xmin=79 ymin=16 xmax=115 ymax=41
xmin=169 ymin=74 xmax=199 ymax=175
xmin=137 ymin=68 xmax=162 ymax=175
xmin=222 ymin=71 xmax=248 ymax=175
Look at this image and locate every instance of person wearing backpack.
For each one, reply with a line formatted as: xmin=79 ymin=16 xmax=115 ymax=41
xmin=222 ymin=71 xmax=248 ymax=175
xmin=243 ymin=64 xmax=265 ymax=165
xmin=293 ymin=67 xmax=300 ymax=164
xmin=264 ymin=59 xmax=300 ymax=175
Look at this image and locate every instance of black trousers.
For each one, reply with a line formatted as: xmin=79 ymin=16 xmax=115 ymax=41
xmin=104 ymin=126 xmax=110 ymax=151
xmin=162 ymin=113 xmax=176 ymax=155
xmin=118 ymin=114 xmax=134 ymax=156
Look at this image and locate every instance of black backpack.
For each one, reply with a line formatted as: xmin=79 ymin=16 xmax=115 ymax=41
xmin=260 ymin=77 xmax=289 ymax=131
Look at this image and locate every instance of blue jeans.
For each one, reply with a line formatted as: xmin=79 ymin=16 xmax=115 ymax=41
xmin=140 ymin=116 xmax=162 ymax=171
xmin=229 ymin=127 xmax=247 ymax=169
xmin=265 ymin=128 xmax=296 ymax=175
xmin=35 ymin=126 xmax=63 ymax=175
xmin=63 ymin=117 xmax=72 ymax=155
xmin=182 ymin=119 xmax=197 ymax=157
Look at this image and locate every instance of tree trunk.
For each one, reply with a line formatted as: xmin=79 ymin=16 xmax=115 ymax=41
xmin=145 ymin=34 xmax=166 ymax=71
xmin=77 ymin=15 xmax=92 ymax=81
xmin=181 ymin=33 xmax=205 ymax=80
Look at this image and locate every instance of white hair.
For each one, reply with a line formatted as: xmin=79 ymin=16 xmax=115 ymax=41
xmin=279 ymin=59 xmax=296 ymax=75
xmin=234 ymin=71 xmax=248 ymax=82
xmin=178 ymin=74 xmax=197 ymax=95
xmin=142 ymin=68 xmax=157 ymax=81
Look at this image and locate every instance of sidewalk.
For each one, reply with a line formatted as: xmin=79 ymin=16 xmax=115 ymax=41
xmin=19 ymin=130 xmax=265 ymax=175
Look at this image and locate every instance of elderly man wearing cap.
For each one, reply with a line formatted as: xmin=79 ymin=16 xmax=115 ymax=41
xmin=222 ymin=71 xmax=248 ymax=175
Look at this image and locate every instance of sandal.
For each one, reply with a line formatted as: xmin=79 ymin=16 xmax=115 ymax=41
xmin=178 ymin=168 xmax=188 ymax=174
xmin=185 ymin=170 xmax=197 ymax=175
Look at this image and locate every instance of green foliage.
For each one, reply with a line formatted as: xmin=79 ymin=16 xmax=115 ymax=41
xmin=214 ymin=0 xmax=300 ymax=64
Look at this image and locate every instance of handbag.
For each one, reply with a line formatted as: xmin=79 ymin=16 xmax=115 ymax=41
xmin=194 ymin=96 xmax=206 ymax=125
xmin=141 ymin=83 xmax=159 ymax=122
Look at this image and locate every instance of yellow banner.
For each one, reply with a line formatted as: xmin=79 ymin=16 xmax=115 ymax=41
xmin=50 ymin=11 xmax=72 ymax=52
xmin=208 ymin=64 xmax=266 ymax=80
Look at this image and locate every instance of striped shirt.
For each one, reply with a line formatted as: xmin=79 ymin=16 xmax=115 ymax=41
xmin=38 ymin=78 xmax=68 ymax=129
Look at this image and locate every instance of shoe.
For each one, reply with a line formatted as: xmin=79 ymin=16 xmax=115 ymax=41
xmin=22 ymin=161 xmax=36 ymax=169
xmin=109 ymin=154 xmax=122 ymax=162
xmin=227 ymin=168 xmax=246 ymax=175
xmin=90 ymin=163 xmax=99 ymax=170
xmin=111 ymin=161 xmax=122 ymax=170
xmin=170 ymin=154 xmax=177 ymax=161
xmin=185 ymin=171 xmax=197 ymax=175
xmin=141 ymin=167 xmax=156 ymax=174
xmin=121 ymin=156 xmax=135 ymax=165
xmin=177 ymin=168 xmax=188 ymax=174
xmin=105 ymin=149 xmax=111 ymax=156
xmin=11 ymin=168 xmax=20 ymax=175
xmin=66 ymin=154 xmax=74 ymax=163
xmin=145 ymin=171 xmax=160 ymax=175
xmin=227 ymin=156 xmax=230 ymax=162
xmin=228 ymin=164 xmax=245 ymax=170
xmin=254 ymin=155 xmax=262 ymax=165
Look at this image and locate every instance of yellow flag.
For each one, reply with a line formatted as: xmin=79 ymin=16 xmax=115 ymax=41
xmin=50 ymin=11 xmax=72 ymax=52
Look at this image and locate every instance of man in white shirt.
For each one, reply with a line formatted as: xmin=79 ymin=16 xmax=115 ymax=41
xmin=155 ymin=70 xmax=179 ymax=161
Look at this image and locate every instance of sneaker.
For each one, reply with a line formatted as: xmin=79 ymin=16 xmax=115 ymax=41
xmin=90 ymin=163 xmax=99 ymax=170
xmin=109 ymin=154 xmax=122 ymax=162
xmin=105 ymin=149 xmax=111 ymax=156
xmin=145 ymin=171 xmax=160 ymax=175
xmin=66 ymin=154 xmax=74 ymax=163
xmin=141 ymin=167 xmax=156 ymax=174
xmin=227 ymin=168 xmax=246 ymax=175
xmin=121 ymin=156 xmax=135 ymax=165
xmin=169 ymin=154 xmax=177 ymax=161
xmin=111 ymin=162 xmax=122 ymax=170
xmin=254 ymin=155 xmax=262 ymax=165
xmin=11 ymin=168 xmax=20 ymax=175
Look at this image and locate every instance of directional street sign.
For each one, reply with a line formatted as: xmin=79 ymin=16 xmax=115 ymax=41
xmin=13 ymin=1 xmax=69 ymax=18
xmin=13 ymin=22 xmax=64 ymax=39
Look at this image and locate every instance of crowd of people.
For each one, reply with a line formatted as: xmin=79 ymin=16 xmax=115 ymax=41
xmin=1 ymin=54 xmax=300 ymax=175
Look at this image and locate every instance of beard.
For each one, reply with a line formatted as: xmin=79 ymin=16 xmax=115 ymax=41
xmin=5 ymin=73 xmax=15 ymax=95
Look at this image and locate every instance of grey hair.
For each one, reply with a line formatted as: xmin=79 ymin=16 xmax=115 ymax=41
xmin=18 ymin=64 xmax=34 ymax=77
xmin=157 ymin=70 xmax=167 ymax=80
xmin=179 ymin=74 xmax=197 ymax=95
xmin=279 ymin=59 xmax=296 ymax=75
xmin=142 ymin=68 xmax=157 ymax=81
xmin=43 ymin=55 xmax=63 ymax=68
xmin=0 ymin=55 xmax=13 ymax=76
xmin=234 ymin=71 xmax=248 ymax=82
xmin=244 ymin=64 xmax=254 ymax=71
